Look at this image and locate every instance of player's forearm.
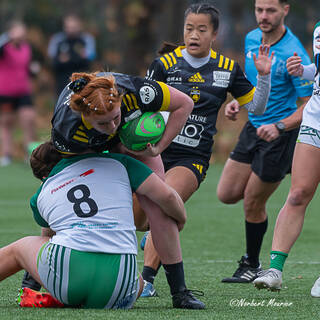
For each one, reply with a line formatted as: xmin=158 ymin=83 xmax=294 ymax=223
xmin=157 ymin=102 xmax=192 ymax=152
xmin=159 ymin=187 xmax=187 ymax=224
xmin=244 ymin=73 xmax=270 ymax=115
xmin=281 ymin=99 xmax=309 ymax=131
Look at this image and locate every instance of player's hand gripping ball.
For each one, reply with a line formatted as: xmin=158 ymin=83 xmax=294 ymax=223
xmin=119 ymin=112 xmax=165 ymax=151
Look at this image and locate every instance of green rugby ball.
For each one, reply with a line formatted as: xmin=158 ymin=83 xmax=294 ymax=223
xmin=119 ymin=112 xmax=165 ymax=151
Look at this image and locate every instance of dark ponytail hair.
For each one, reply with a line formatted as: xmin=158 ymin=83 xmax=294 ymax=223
xmin=184 ymin=2 xmax=220 ymax=32
xmin=158 ymin=41 xmax=180 ymax=55
xmin=30 ymin=141 xmax=62 ymax=180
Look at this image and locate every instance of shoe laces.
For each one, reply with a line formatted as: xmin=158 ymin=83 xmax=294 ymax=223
xmin=184 ymin=289 xmax=204 ymax=298
xmin=257 ymin=269 xmax=280 ymax=278
xmin=232 ymin=257 xmax=250 ymax=277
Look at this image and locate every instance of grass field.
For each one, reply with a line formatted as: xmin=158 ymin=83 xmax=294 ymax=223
xmin=1 ymin=161 xmax=320 ymax=319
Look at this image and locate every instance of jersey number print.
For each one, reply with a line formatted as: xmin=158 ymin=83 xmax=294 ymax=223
xmin=67 ymin=184 xmax=98 ymax=218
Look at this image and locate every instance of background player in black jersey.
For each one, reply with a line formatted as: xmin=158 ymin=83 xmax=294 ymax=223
xmin=22 ymin=70 xmax=206 ymax=309
xmin=139 ymin=2 xmax=273 ymax=297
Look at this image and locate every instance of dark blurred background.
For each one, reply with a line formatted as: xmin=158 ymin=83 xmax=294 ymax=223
xmin=0 ymin=0 xmax=318 ymax=162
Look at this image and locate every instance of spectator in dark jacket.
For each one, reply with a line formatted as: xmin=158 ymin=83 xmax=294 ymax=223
xmin=48 ymin=14 xmax=96 ymax=95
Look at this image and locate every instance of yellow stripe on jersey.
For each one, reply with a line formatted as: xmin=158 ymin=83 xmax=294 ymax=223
xmin=160 ymin=57 xmax=169 ymax=70
xmin=174 ymin=46 xmax=184 ymax=57
xmin=236 ymin=87 xmax=256 ymax=106
xmin=218 ymin=55 xmax=224 ymax=68
xmin=58 ymin=150 xmax=78 ymax=155
xmin=73 ymin=135 xmax=89 ymax=143
xmin=210 ymin=49 xmax=217 ymax=59
xmin=81 ymin=114 xmax=93 ymax=129
xmin=125 ymin=94 xmax=134 ymax=110
xmin=75 ymin=130 xmax=88 ymax=137
xmin=122 ymin=96 xmax=130 ymax=111
xmin=157 ymin=81 xmax=171 ymax=111
xmin=79 ymin=125 xmax=85 ymax=130
xmin=130 ymin=93 xmax=139 ymax=109
xmin=229 ymin=59 xmax=235 ymax=71
xmin=224 ymin=58 xmax=230 ymax=70
xmin=169 ymin=52 xmax=177 ymax=64
xmin=164 ymin=54 xmax=173 ymax=68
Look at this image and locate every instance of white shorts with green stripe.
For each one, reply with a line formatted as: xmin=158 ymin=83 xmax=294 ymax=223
xmin=37 ymin=242 xmax=139 ymax=309
xmin=297 ymin=125 xmax=320 ymax=149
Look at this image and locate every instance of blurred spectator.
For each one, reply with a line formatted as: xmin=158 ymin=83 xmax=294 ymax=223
xmin=47 ymin=14 xmax=96 ymax=96
xmin=0 ymin=20 xmax=37 ymax=166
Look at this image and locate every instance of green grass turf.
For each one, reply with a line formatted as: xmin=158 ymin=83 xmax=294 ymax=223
xmin=1 ymin=161 xmax=320 ymax=319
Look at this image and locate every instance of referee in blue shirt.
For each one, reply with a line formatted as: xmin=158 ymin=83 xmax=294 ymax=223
xmin=217 ymin=0 xmax=313 ymax=283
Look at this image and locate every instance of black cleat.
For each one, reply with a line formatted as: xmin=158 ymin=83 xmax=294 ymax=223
xmin=172 ymin=289 xmax=205 ymax=309
xmin=222 ymin=256 xmax=262 ymax=283
xmin=21 ymin=271 xmax=42 ymax=291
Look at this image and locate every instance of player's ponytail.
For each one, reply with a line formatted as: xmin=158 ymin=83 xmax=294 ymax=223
xmin=158 ymin=41 xmax=180 ymax=55
xmin=30 ymin=141 xmax=62 ymax=180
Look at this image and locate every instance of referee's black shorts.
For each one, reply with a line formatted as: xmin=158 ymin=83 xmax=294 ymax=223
xmin=230 ymin=121 xmax=299 ymax=183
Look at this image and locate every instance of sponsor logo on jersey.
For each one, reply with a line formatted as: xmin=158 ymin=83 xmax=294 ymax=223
xmin=299 ymin=80 xmax=314 ymax=87
xmin=190 ymin=86 xmax=200 ymax=103
xmin=189 ymin=114 xmax=207 ymax=123
xmin=173 ymin=121 xmax=204 ymax=147
xmin=188 ymin=72 xmax=205 ymax=83
xmin=139 ymin=86 xmax=156 ymax=104
xmin=167 ymin=76 xmax=182 ymax=84
xmin=63 ymin=92 xmax=73 ymax=106
xmin=167 ymin=67 xmax=181 ymax=74
xmin=124 ymin=109 xmax=142 ymax=123
xmin=275 ymin=59 xmax=286 ymax=77
xmin=145 ymin=69 xmax=154 ymax=80
xmin=50 ymin=169 xmax=95 ymax=194
xmin=314 ymin=89 xmax=320 ymax=96
xmin=212 ymin=71 xmax=231 ymax=88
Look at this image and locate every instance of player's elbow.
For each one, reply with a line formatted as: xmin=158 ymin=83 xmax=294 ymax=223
xmin=182 ymin=95 xmax=194 ymax=114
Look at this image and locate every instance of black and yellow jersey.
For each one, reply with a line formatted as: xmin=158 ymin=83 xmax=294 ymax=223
xmin=51 ymin=72 xmax=171 ymax=154
xmin=146 ymin=46 xmax=255 ymax=162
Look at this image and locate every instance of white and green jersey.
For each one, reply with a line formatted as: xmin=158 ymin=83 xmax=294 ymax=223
xmin=30 ymin=153 xmax=152 ymax=255
xmin=302 ymin=22 xmax=320 ymax=130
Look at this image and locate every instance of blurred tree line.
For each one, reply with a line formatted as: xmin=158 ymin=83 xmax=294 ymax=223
xmin=0 ymin=0 xmax=319 ymax=161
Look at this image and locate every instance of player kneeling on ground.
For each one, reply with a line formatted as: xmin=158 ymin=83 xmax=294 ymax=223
xmin=1 ymin=141 xmax=186 ymax=309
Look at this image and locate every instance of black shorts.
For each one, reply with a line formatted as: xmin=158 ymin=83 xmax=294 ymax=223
xmin=161 ymin=156 xmax=209 ymax=187
xmin=0 ymin=95 xmax=33 ymax=111
xmin=230 ymin=121 xmax=299 ymax=183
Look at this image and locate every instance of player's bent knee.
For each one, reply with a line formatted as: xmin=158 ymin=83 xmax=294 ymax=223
xmin=217 ymin=188 xmax=240 ymax=204
xmin=288 ymin=187 xmax=313 ymax=207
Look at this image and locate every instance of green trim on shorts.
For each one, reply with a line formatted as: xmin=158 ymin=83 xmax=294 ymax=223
xmin=111 ymin=254 xmax=128 ymax=308
xmin=52 ymin=245 xmax=60 ymax=298
xmin=58 ymin=246 xmax=66 ymax=302
xmin=37 ymin=241 xmax=49 ymax=269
